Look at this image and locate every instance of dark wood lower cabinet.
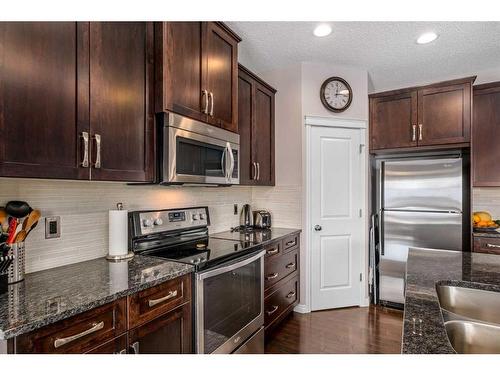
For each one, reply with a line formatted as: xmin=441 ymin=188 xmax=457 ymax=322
xmin=128 ymin=303 xmax=192 ymax=354
xmin=11 ymin=275 xmax=193 ymax=354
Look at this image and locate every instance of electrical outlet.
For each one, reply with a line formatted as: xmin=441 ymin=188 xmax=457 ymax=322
xmin=234 ymin=204 xmax=238 ymax=215
xmin=45 ymin=216 xmax=61 ymax=239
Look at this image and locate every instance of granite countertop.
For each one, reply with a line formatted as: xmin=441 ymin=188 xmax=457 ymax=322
xmin=402 ymin=248 xmax=500 ymax=354
xmin=473 ymin=230 xmax=500 ymax=238
xmin=209 ymin=227 xmax=301 ymax=246
xmin=0 ymin=255 xmax=193 ymax=340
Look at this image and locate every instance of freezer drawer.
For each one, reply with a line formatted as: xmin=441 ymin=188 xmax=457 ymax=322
xmin=379 ymin=210 xmax=462 ymax=305
xmin=383 ymin=158 xmax=462 ymax=212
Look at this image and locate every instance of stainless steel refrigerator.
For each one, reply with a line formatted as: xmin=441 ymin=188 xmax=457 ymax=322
xmin=370 ymin=155 xmax=465 ymax=307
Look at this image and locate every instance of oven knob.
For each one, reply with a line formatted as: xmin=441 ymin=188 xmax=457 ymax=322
xmin=192 ymin=214 xmax=199 ymax=221
xmin=190 ymin=259 xmax=195 ymax=263
xmin=143 ymin=218 xmax=154 ymax=227
xmin=154 ymin=218 xmax=163 ymax=226
xmin=199 ymin=213 xmax=206 ymax=220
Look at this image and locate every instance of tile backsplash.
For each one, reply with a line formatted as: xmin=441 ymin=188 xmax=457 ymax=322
xmin=473 ymin=187 xmax=500 ymax=218
xmin=0 ymin=178 xmax=302 ymax=273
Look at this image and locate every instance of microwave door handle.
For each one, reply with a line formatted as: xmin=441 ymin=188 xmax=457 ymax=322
xmin=220 ymin=145 xmax=227 ymax=179
xmin=227 ymin=142 xmax=234 ymax=181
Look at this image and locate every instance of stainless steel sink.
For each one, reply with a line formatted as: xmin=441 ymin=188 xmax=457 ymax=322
xmin=436 ymin=285 xmax=500 ymax=325
xmin=445 ymin=320 xmax=500 ymax=354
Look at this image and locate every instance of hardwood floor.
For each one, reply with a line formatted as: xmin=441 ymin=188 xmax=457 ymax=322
xmin=265 ymin=305 xmax=404 ymax=354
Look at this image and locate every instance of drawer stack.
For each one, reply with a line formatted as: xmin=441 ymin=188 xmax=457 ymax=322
xmin=263 ymin=232 xmax=300 ymax=335
xmin=473 ymin=235 xmax=500 ymax=255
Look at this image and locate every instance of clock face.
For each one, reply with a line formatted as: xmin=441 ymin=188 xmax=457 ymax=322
xmin=320 ymin=77 xmax=353 ymax=112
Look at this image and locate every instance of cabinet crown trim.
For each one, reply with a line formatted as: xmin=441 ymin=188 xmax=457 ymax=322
xmin=238 ymin=64 xmax=277 ymax=93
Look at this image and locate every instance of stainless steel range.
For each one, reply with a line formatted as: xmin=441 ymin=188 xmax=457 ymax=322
xmin=129 ymin=206 xmax=264 ymax=354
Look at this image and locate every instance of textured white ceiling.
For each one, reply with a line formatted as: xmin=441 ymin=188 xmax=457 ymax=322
xmin=227 ymin=22 xmax=500 ymax=93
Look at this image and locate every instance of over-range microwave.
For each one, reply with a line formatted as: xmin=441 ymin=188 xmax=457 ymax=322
xmin=158 ymin=112 xmax=239 ymax=185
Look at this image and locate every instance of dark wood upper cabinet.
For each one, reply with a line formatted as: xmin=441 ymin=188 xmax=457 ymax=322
xmin=370 ymin=91 xmax=417 ymax=150
xmin=472 ymin=82 xmax=500 ymax=186
xmin=417 ymin=82 xmax=471 ymax=146
xmin=204 ymin=22 xmax=239 ymax=132
xmin=155 ymin=22 xmax=206 ymax=123
xmin=88 ymin=22 xmax=155 ymax=182
xmin=369 ymin=77 xmax=474 ymax=152
xmin=238 ymin=65 xmax=276 ymax=186
xmin=155 ymin=22 xmax=240 ymax=133
xmin=0 ymin=22 xmax=89 ymax=180
xmin=0 ymin=22 xmax=155 ymax=182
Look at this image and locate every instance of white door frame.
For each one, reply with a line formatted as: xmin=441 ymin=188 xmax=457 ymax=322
xmin=298 ymin=115 xmax=369 ymax=313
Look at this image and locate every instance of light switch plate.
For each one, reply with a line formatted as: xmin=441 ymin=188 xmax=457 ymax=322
xmin=45 ymin=216 xmax=61 ymax=239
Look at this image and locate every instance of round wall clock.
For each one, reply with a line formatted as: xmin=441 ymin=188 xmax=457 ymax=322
xmin=320 ymin=76 xmax=353 ymax=113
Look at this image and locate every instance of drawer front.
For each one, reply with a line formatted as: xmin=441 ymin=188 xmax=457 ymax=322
xmin=85 ymin=334 xmax=128 ymax=354
xmin=128 ymin=274 xmax=191 ymax=329
xmin=264 ymin=240 xmax=281 ymax=260
xmin=264 ymin=276 xmax=299 ymax=328
xmin=282 ymin=233 xmax=299 ymax=253
xmin=16 ymin=298 xmax=127 ymax=354
xmin=264 ymin=250 xmax=298 ymax=290
xmin=474 ymin=237 xmax=500 ymax=254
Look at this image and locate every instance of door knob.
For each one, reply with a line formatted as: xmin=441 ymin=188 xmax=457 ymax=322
xmin=314 ymin=225 xmax=322 ymax=231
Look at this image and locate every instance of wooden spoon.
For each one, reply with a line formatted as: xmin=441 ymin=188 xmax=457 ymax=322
xmin=23 ymin=210 xmax=41 ymax=232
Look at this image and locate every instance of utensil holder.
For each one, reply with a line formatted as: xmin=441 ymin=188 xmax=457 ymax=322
xmin=8 ymin=242 xmax=25 ymax=284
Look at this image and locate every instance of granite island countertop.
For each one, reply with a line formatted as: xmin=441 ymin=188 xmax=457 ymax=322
xmin=402 ymin=248 xmax=500 ymax=354
xmin=0 ymin=255 xmax=193 ymax=340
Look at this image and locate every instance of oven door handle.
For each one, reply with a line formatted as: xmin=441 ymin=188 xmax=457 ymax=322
xmin=196 ymin=250 xmax=266 ymax=280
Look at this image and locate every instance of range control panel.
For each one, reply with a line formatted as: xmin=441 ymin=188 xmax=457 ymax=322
xmin=135 ymin=207 xmax=209 ymax=236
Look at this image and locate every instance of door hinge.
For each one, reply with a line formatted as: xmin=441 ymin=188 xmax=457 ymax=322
xmin=360 ymin=273 xmax=363 ymax=282
xmin=359 ymin=209 xmax=362 ymax=217
xmin=359 ymin=144 xmax=365 ymax=154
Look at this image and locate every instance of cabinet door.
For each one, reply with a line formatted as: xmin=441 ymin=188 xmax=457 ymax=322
xmin=89 ymin=22 xmax=155 ymax=182
xmin=238 ymin=70 xmax=255 ymax=185
xmin=156 ymin=22 xmax=207 ymax=123
xmin=204 ymin=22 xmax=238 ymax=132
xmin=417 ymin=82 xmax=471 ymax=146
xmin=0 ymin=22 xmax=89 ymax=179
xmin=473 ymin=84 xmax=500 ymax=186
xmin=128 ymin=303 xmax=192 ymax=354
xmin=252 ymin=82 xmax=275 ymax=186
xmin=369 ymin=91 xmax=417 ymax=150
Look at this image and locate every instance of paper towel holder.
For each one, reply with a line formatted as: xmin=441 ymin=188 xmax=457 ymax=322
xmin=106 ymin=202 xmax=134 ymax=262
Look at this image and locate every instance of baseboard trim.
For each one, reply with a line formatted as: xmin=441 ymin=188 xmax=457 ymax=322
xmin=293 ymin=304 xmax=311 ymax=314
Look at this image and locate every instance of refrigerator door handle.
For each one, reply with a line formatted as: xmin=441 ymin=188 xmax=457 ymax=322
xmin=379 ymin=211 xmax=384 ymax=256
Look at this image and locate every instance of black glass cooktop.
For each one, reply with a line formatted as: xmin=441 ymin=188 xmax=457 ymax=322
xmin=143 ymin=237 xmax=262 ymax=271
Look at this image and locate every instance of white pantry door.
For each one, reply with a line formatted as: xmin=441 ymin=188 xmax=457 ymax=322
xmin=310 ymin=125 xmax=364 ymax=311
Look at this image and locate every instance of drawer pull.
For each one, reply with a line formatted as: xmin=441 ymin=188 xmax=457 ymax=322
xmin=286 ymin=291 xmax=296 ymax=299
xmin=266 ymin=305 xmax=279 ymax=315
xmin=486 ymin=243 xmax=500 ymax=249
xmin=285 ymin=240 xmax=296 ymax=247
xmin=285 ymin=262 xmax=296 ymax=269
xmin=266 ymin=273 xmax=279 ymax=280
xmin=53 ymin=321 xmax=104 ymax=348
xmin=148 ymin=290 xmax=178 ymax=307
xmin=266 ymin=248 xmax=279 ymax=255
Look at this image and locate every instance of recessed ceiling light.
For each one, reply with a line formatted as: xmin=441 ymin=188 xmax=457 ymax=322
xmin=313 ymin=24 xmax=332 ymax=37
xmin=416 ymin=32 xmax=438 ymax=45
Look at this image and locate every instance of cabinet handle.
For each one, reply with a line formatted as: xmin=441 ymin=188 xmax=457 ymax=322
xmin=266 ymin=305 xmax=279 ymax=316
xmin=130 ymin=341 xmax=139 ymax=354
xmin=81 ymin=132 xmax=89 ymax=167
xmin=286 ymin=291 xmax=296 ymax=299
xmin=148 ymin=290 xmax=178 ymax=307
xmin=252 ymin=162 xmax=257 ymax=180
xmin=256 ymin=162 xmax=260 ymax=181
xmin=286 ymin=240 xmax=296 ymax=247
xmin=412 ymin=125 xmax=416 ymax=142
xmin=53 ymin=321 xmax=104 ymax=348
xmin=486 ymin=243 xmax=500 ymax=249
xmin=285 ymin=262 xmax=296 ymax=269
xmin=266 ymin=272 xmax=279 ymax=280
xmin=266 ymin=248 xmax=279 ymax=255
xmin=117 ymin=348 xmax=127 ymax=354
xmin=418 ymin=124 xmax=423 ymax=141
xmin=202 ymin=90 xmax=209 ymax=114
xmin=93 ymin=134 xmax=101 ymax=169
xmin=209 ymin=92 xmax=214 ymax=116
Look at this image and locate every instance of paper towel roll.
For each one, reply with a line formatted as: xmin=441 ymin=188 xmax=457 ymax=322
xmin=108 ymin=208 xmax=128 ymax=257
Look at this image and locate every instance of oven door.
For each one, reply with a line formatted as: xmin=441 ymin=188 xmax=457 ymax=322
xmin=163 ymin=116 xmax=239 ymax=185
xmin=195 ymin=250 xmax=265 ymax=354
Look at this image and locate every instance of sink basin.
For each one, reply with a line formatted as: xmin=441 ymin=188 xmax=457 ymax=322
xmin=436 ymin=285 xmax=500 ymax=325
xmin=445 ymin=320 xmax=500 ymax=354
